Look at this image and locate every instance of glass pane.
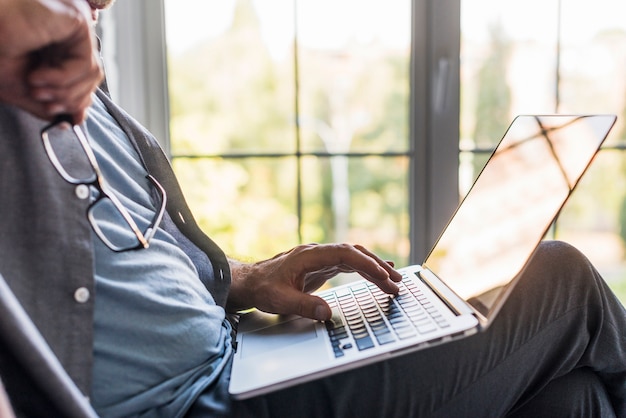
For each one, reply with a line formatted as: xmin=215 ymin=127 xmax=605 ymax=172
xmin=559 ymin=0 xmax=626 ymax=118
xmin=172 ymin=158 xmax=300 ymax=259
xmin=461 ymin=0 xmax=626 ymax=303
xmin=301 ymin=155 xmax=409 ymax=266
xmin=296 ymin=0 xmax=410 ymax=154
xmin=555 ymin=151 xmax=626 ymax=303
xmin=165 ymin=0 xmax=412 ymax=267
xmin=165 ymin=0 xmax=296 ymax=155
xmin=461 ymin=0 xmax=560 ymax=150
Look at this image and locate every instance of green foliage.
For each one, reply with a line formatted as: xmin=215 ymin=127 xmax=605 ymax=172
xmin=168 ymin=0 xmax=410 ymax=262
xmin=473 ymin=23 xmax=512 ymax=148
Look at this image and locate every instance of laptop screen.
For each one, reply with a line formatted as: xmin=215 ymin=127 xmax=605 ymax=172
xmin=423 ymin=115 xmax=616 ymax=319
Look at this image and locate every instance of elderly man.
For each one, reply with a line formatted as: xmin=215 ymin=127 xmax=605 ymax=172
xmin=0 ymin=1 xmax=625 ymax=417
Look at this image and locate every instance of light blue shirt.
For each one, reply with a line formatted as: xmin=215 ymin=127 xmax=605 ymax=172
xmin=86 ymin=96 xmax=232 ymax=417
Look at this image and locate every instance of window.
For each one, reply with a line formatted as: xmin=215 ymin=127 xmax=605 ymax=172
xmin=164 ymin=0 xmax=411 ymax=263
xmin=159 ymin=0 xmax=460 ymax=267
xmin=103 ymin=0 xmax=626 ymax=302
xmin=460 ymin=0 xmax=626 ymax=302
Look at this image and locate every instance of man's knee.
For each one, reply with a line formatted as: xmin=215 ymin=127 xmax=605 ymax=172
xmin=530 ymin=240 xmax=588 ymax=269
xmin=523 ymin=240 xmax=597 ymax=291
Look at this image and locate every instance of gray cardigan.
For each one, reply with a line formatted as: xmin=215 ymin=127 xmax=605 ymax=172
xmin=0 ymin=90 xmax=230 ymax=417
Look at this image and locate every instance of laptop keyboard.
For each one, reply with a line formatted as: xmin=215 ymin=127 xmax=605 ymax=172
xmin=320 ymin=275 xmax=450 ymax=358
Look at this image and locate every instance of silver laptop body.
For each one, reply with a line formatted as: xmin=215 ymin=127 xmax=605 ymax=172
xmin=229 ymin=114 xmax=617 ymax=399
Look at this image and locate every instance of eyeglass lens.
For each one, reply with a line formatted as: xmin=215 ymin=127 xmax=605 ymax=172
xmin=42 ymin=121 xmax=96 ymax=184
xmin=89 ymin=194 xmax=147 ymax=251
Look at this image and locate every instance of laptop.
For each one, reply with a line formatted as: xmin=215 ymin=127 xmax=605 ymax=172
xmin=229 ymin=114 xmax=617 ymax=399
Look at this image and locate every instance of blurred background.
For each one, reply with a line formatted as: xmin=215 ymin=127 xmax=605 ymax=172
xmin=100 ymin=0 xmax=626 ymax=302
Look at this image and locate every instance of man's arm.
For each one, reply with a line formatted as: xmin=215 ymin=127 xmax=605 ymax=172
xmin=226 ymin=243 xmax=402 ymax=321
xmin=0 ymin=0 xmax=102 ymax=122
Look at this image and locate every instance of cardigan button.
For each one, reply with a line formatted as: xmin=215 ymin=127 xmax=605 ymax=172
xmin=74 ymin=287 xmax=90 ymax=303
xmin=75 ymin=184 xmax=90 ymax=200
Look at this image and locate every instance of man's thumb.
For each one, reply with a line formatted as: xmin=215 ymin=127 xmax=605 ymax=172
xmin=290 ymin=292 xmax=331 ymax=321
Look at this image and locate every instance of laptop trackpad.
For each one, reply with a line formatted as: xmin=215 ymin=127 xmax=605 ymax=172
xmin=240 ymin=316 xmax=318 ymax=359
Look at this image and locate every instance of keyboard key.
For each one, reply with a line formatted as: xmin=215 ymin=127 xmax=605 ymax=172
xmin=396 ymin=330 xmax=417 ymax=339
xmin=375 ymin=331 xmax=396 ymax=345
xmin=355 ymin=335 xmax=375 ymax=350
xmin=417 ymin=323 xmax=437 ymax=334
xmin=323 ymin=279 xmax=453 ymax=356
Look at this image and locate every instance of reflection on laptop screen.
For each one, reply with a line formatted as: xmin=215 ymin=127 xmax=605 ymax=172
xmin=423 ymin=115 xmax=616 ymax=318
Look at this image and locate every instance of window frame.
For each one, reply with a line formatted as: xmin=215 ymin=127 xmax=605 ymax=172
xmin=102 ymin=0 xmax=461 ymax=264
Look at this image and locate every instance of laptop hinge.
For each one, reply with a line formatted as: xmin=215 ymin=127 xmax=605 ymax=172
xmin=418 ymin=268 xmax=475 ymax=316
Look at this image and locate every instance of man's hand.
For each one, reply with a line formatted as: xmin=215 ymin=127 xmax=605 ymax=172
xmin=0 ymin=0 xmax=103 ymax=123
xmin=226 ymin=243 xmax=403 ymax=321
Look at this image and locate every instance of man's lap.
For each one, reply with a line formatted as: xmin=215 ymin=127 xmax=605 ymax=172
xmin=218 ymin=241 xmax=626 ymax=417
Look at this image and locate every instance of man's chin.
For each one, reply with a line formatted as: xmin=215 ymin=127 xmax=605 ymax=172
xmin=87 ymin=0 xmax=117 ymax=9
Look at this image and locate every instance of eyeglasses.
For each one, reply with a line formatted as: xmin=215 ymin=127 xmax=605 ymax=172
xmin=41 ymin=115 xmax=167 ymax=252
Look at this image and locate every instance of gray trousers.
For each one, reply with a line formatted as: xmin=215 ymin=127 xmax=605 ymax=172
xmin=190 ymin=241 xmax=626 ymax=417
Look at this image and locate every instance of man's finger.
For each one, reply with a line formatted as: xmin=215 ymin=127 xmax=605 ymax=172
xmin=262 ymin=288 xmax=331 ymax=321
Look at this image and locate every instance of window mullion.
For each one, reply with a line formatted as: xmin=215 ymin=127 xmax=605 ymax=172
xmin=108 ymin=0 xmax=170 ymax=154
xmin=410 ymin=0 xmax=461 ymax=263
